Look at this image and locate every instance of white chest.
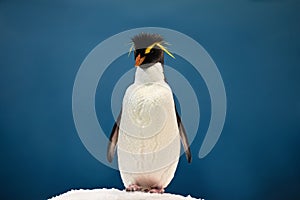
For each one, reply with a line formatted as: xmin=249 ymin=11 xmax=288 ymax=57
xmin=121 ymin=82 xmax=171 ymax=139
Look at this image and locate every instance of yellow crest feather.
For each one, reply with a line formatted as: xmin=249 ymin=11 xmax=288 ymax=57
xmin=156 ymin=43 xmax=175 ymax=59
xmin=144 ymin=42 xmax=175 ymax=59
xmin=128 ymin=43 xmax=134 ymax=57
xmin=145 ymin=42 xmax=157 ymax=54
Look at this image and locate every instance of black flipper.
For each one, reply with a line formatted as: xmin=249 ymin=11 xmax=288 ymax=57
xmin=175 ymin=108 xmax=192 ymax=163
xmin=107 ymin=110 xmax=122 ymax=163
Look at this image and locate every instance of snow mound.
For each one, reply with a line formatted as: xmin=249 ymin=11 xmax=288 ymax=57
xmin=49 ymin=188 xmax=202 ymax=200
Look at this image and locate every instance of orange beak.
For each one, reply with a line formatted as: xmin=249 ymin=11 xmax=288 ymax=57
xmin=135 ymin=54 xmax=145 ymax=67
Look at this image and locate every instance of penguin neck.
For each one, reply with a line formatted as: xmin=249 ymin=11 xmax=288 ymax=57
xmin=134 ymin=62 xmax=165 ymax=84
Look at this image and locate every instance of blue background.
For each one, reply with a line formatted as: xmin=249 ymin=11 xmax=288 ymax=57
xmin=1 ymin=0 xmax=299 ymax=199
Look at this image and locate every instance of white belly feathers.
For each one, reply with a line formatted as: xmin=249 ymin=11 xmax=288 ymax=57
xmin=117 ymin=81 xmax=180 ymax=187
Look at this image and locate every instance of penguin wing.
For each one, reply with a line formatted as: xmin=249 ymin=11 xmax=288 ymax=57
xmin=176 ymin=108 xmax=192 ymax=163
xmin=107 ymin=110 xmax=122 ymax=163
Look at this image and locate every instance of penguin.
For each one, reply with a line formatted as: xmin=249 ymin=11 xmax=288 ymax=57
xmin=107 ymin=33 xmax=191 ymax=194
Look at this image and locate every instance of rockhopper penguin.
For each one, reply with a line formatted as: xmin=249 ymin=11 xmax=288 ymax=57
xmin=107 ymin=33 xmax=191 ymax=193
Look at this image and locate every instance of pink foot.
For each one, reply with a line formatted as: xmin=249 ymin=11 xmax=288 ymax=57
xmin=125 ymin=184 xmax=142 ymax=192
xmin=149 ymin=187 xmax=165 ymax=194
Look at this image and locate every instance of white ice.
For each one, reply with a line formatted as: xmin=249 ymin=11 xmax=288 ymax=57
xmin=49 ymin=188 xmax=202 ymax=200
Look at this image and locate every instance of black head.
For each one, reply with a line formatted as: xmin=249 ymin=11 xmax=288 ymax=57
xmin=131 ymin=33 xmax=169 ymax=68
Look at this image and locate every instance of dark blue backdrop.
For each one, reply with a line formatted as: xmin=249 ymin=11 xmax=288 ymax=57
xmin=1 ymin=1 xmax=299 ymax=200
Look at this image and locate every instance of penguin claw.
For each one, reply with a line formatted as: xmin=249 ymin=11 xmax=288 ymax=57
xmin=125 ymin=184 xmax=142 ymax=192
xmin=142 ymin=188 xmax=150 ymax=192
xmin=149 ymin=187 xmax=164 ymax=194
xmin=126 ymin=184 xmax=164 ymax=194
